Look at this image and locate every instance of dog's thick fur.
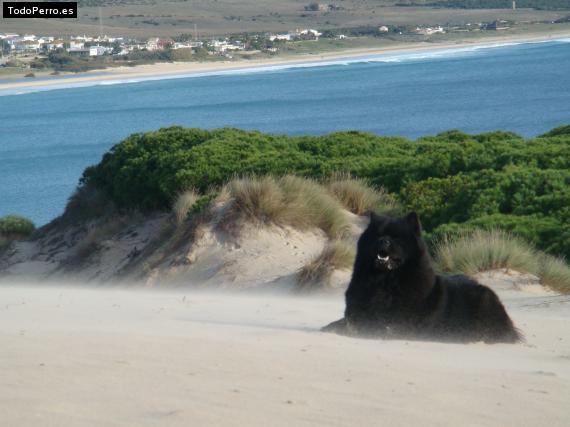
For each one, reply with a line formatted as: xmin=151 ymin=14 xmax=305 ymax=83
xmin=323 ymin=213 xmax=522 ymax=343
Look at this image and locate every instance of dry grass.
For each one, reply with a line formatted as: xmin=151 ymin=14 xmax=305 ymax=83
xmin=68 ymin=216 xmax=130 ymax=266
xmin=297 ymin=240 xmax=355 ymax=291
xmin=222 ymin=175 xmax=350 ymax=238
xmin=434 ymin=229 xmax=540 ymax=276
xmin=433 ymin=229 xmax=570 ymax=293
xmin=0 ymin=235 xmax=9 ymax=249
xmin=173 ymin=189 xmax=199 ymax=226
xmin=327 ymin=174 xmax=400 ymax=215
xmin=538 ymin=255 xmax=570 ymax=293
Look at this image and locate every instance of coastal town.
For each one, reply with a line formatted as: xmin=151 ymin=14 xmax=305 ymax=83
xmin=0 ymin=20 xmax=521 ymax=61
xmin=1 ymin=7 xmax=569 ymax=76
xmin=0 ymin=28 xmax=326 ymax=60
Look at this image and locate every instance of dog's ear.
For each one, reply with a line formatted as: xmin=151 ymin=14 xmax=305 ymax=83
xmin=369 ymin=212 xmax=388 ymax=226
xmin=406 ymin=212 xmax=422 ymax=236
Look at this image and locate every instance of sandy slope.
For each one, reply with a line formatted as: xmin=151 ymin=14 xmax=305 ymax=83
xmin=1 ymin=282 xmax=569 ymax=427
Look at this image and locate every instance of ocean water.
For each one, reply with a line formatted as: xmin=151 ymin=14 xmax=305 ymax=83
xmin=1 ymin=40 xmax=569 ymax=226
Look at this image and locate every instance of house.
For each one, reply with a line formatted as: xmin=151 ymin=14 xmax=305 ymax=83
xmin=415 ymin=26 xmax=445 ymax=36
xmin=379 ymin=26 xmax=389 ymax=33
xmin=269 ymin=34 xmax=292 ymax=42
xmin=69 ymin=40 xmax=84 ymax=50
xmin=68 ymin=48 xmax=90 ymax=57
xmin=146 ymin=38 xmax=173 ymax=51
xmin=289 ymin=29 xmax=322 ymax=40
xmin=45 ymin=40 xmax=65 ymax=50
xmin=146 ymin=37 xmax=160 ymax=51
xmin=486 ymin=20 xmax=510 ymax=31
xmin=89 ymin=46 xmax=109 ymax=56
xmin=157 ymin=38 xmax=173 ymax=50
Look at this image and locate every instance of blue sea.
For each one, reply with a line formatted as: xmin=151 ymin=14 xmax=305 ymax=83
xmin=1 ymin=39 xmax=569 ymax=226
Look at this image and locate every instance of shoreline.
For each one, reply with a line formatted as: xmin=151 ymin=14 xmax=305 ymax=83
xmin=1 ymin=30 xmax=570 ymax=95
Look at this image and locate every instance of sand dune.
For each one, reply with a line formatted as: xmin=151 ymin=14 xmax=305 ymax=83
xmin=1 ymin=281 xmax=569 ymax=427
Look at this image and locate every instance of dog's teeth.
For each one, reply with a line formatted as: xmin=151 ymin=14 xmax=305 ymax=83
xmin=377 ymin=255 xmax=390 ymax=262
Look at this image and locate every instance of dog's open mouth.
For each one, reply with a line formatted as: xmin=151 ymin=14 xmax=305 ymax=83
xmin=376 ymin=253 xmax=399 ymax=270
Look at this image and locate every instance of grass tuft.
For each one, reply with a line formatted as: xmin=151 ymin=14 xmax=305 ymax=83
xmin=327 ymin=174 xmax=400 ymax=215
xmin=538 ymin=255 xmax=570 ymax=293
xmin=222 ymin=175 xmax=350 ymax=238
xmin=297 ymin=240 xmax=355 ymax=291
xmin=433 ymin=229 xmax=570 ymax=293
xmin=173 ymin=189 xmax=199 ymax=226
xmin=434 ymin=229 xmax=539 ymax=276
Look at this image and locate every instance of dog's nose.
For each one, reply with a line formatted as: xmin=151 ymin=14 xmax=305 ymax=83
xmin=379 ymin=237 xmax=390 ymax=249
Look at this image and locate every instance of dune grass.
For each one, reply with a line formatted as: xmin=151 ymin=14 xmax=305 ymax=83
xmin=173 ymin=189 xmax=199 ymax=226
xmin=433 ymin=229 xmax=570 ymax=293
xmin=297 ymin=240 xmax=355 ymax=291
xmin=538 ymin=255 xmax=570 ymax=293
xmin=69 ymin=216 xmax=130 ymax=266
xmin=222 ymin=175 xmax=350 ymax=238
xmin=326 ymin=174 xmax=400 ymax=215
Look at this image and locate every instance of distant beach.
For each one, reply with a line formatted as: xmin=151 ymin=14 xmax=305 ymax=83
xmin=2 ymin=30 xmax=570 ymax=95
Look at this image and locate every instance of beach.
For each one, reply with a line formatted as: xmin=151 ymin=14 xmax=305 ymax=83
xmin=2 ymin=30 xmax=570 ymax=95
xmin=1 ymin=282 xmax=569 ymax=427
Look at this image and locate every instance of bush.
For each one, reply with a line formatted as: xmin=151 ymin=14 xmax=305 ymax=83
xmin=541 ymin=124 xmax=570 ymax=137
xmin=0 ymin=215 xmax=36 ymax=239
xmin=78 ymin=124 xmax=570 ymax=260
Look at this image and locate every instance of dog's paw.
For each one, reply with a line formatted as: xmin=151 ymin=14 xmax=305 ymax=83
xmin=321 ymin=318 xmax=348 ymax=334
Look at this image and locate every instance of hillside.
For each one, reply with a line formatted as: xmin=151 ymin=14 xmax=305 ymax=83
xmin=2 ymin=0 xmax=569 ymax=37
xmin=2 ymin=126 xmax=570 ymax=292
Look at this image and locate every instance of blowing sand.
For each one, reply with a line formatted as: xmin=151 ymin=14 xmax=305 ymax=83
xmin=1 ymin=281 xmax=569 ymax=427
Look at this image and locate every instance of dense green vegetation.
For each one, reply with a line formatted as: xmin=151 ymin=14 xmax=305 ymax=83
xmin=81 ymin=125 xmax=570 ymax=259
xmin=0 ymin=215 xmax=36 ymax=239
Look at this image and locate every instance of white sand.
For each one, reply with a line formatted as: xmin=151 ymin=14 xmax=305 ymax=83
xmin=1 ymin=284 xmax=569 ymax=427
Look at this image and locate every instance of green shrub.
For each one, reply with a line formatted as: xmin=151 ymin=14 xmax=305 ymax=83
xmin=78 ymin=124 xmax=570 ymax=260
xmin=0 ymin=215 xmax=36 ymax=239
xmin=540 ymin=124 xmax=570 ymax=137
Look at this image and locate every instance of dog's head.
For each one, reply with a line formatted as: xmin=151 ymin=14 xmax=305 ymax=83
xmin=359 ymin=212 xmax=424 ymax=273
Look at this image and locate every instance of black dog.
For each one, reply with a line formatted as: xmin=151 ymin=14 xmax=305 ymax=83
xmin=323 ymin=213 xmax=522 ymax=343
